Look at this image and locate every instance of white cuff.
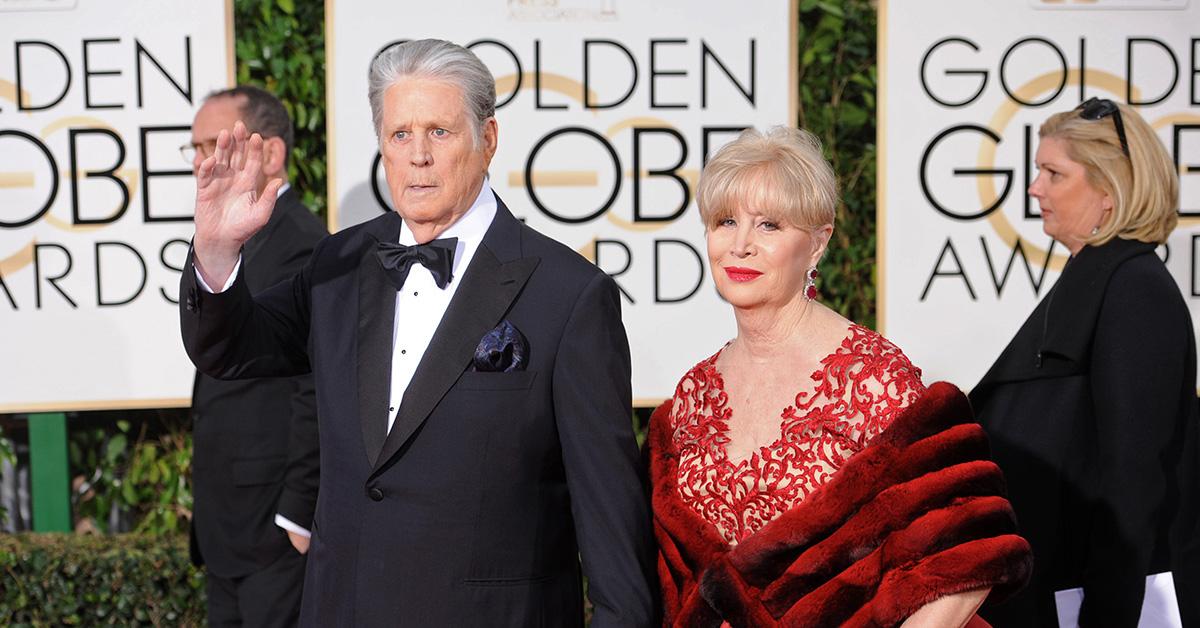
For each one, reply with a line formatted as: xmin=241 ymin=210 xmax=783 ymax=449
xmin=274 ymin=513 xmax=311 ymax=538
xmin=194 ymin=256 xmax=243 ymax=293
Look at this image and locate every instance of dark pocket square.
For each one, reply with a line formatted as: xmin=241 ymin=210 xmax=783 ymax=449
xmin=472 ymin=320 xmax=528 ymax=373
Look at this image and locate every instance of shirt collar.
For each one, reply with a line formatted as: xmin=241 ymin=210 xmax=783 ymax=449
xmin=276 ymin=182 xmax=291 ymax=199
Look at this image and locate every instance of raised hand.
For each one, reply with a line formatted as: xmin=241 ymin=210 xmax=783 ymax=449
xmin=192 ymin=120 xmax=283 ymax=288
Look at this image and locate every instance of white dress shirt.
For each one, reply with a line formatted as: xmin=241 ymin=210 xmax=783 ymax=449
xmin=385 ymin=182 xmax=496 ymax=433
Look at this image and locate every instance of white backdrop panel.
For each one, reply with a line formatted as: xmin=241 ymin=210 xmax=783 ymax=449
xmin=0 ymin=0 xmax=232 ymax=411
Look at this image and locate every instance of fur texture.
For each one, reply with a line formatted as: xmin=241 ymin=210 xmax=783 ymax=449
xmin=650 ymin=382 xmax=1032 ymax=627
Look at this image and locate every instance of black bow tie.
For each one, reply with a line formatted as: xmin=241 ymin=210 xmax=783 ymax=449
xmin=376 ymin=237 xmax=458 ymax=290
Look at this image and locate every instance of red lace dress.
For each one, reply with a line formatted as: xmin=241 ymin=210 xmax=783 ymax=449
xmin=668 ymin=324 xmax=926 ymax=545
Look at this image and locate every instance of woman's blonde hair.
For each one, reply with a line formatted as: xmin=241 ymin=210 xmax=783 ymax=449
xmin=697 ymin=126 xmax=837 ymax=230
xmin=1039 ymin=101 xmax=1178 ymax=245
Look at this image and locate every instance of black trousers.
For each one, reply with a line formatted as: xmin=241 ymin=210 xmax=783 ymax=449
xmin=206 ymin=547 xmax=307 ymax=628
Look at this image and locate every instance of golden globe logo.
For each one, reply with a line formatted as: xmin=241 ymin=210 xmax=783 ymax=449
xmin=914 ymin=36 xmax=1200 ymax=302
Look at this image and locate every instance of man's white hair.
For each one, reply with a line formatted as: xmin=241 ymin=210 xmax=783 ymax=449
xmin=368 ymin=39 xmax=496 ymax=146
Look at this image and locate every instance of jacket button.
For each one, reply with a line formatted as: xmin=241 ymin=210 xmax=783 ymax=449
xmin=368 ymin=487 xmax=384 ymax=502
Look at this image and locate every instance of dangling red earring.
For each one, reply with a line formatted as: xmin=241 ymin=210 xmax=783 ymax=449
xmin=804 ymin=267 xmax=819 ymax=301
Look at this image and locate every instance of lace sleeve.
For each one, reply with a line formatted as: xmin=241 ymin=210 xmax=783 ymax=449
xmin=844 ymin=329 xmax=926 ymax=446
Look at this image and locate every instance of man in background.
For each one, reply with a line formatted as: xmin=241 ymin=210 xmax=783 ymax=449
xmin=184 ymin=85 xmax=325 ymax=627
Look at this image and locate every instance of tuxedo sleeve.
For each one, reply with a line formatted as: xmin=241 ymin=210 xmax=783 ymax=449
xmin=552 ymin=272 xmax=657 ymax=628
xmin=268 ymin=238 xmax=322 ymax=530
xmin=276 ymin=368 xmax=320 ymax=529
xmin=180 ymin=244 xmax=315 ymax=380
xmin=1079 ymin=262 xmax=1187 ymax=626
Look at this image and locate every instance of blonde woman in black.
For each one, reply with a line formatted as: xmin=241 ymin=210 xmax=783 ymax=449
xmin=972 ymin=99 xmax=1200 ymax=627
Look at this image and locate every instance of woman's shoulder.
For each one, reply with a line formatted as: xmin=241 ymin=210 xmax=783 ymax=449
xmin=1107 ymin=248 xmax=1183 ymax=299
xmin=1073 ymin=239 xmax=1183 ymax=315
xmin=651 ymin=343 xmax=731 ymax=432
xmin=833 ymin=323 xmax=927 ymax=418
xmin=835 ymin=323 xmax=925 ymax=382
xmin=798 ymin=322 xmax=928 ymax=449
xmin=674 ymin=343 xmax=729 ymax=392
xmin=1098 ymin=247 xmax=1191 ymax=336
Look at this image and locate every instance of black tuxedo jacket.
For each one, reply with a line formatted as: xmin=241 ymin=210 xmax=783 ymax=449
xmin=189 ymin=187 xmax=326 ymax=578
xmin=181 ymin=195 xmax=656 ymax=627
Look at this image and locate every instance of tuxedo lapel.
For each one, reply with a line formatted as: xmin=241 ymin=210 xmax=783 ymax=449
xmin=357 ymin=217 xmax=402 ymax=468
xmin=370 ymin=212 xmax=538 ymax=476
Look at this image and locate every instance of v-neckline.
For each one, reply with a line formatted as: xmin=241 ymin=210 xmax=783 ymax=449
xmin=705 ymin=323 xmax=860 ymax=467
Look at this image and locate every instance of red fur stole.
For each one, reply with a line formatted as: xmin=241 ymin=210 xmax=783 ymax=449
xmin=649 ymin=382 xmax=1032 ymax=627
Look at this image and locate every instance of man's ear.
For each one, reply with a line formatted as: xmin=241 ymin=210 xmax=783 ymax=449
xmin=481 ymin=117 xmax=498 ymax=167
xmin=262 ymin=136 xmax=289 ymax=179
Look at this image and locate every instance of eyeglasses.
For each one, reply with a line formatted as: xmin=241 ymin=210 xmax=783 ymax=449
xmin=179 ymin=139 xmax=218 ymax=164
xmin=1076 ymin=97 xmax=1130 ymax=158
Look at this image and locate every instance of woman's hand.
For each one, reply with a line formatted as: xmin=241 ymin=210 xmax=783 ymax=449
xmin=901 ymin=588 xmax=991 ymax=628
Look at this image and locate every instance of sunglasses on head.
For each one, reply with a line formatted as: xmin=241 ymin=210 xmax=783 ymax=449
xmin=1075 ymin=97 xmax=1130 ymax=158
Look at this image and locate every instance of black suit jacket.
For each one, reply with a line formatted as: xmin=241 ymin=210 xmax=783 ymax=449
xmin=189 ymin=188 xmax=326 ymax=579
xmin=181 ymin=195 xmax=657 ymax=627
xmin=971 ymin=238 xmax=1200 ymax=627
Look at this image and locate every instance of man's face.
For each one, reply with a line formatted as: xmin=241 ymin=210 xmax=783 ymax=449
xmin=378 ymin=76 xmax=497 ymax=236
xmin=190 ymin=97 xmax=240 ymax=174
xmin=190 ymin=96 xmax=271 ymax=194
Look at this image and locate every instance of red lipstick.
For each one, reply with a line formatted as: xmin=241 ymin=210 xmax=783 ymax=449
xmin=724 ymin=266 xmax=762 ymax=282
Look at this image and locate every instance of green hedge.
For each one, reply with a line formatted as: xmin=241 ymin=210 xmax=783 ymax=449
xmin=0 ymin=534 xmax=204 ymax=626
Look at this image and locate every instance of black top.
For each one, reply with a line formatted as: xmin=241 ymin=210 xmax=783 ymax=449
xmin=971 ymin=238 xmax=1200 ymax=627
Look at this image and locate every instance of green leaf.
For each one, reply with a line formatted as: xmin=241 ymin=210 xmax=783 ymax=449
xmin=840 ymin=104 xmax=868 ymax=129
xmin=816 ymin=2 xmax=844 ymax=18
xmin=121 ymin=480 xmax=137 ymax=504
xmin=277 ymin=0 xmax=294 ymax=14
xmin=105 ymin=435 xmax=127 ymax=463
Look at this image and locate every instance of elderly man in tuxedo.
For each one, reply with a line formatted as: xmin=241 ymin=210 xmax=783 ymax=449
xmin=180 ymin=39 xmax=656 ymax=627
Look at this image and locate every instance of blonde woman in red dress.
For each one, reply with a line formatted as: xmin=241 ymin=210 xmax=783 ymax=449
xmin=647 ymin=127 xmax=1032 ymax=627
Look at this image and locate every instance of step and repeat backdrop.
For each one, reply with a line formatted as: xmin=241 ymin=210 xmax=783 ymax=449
xmin=879 ymin=0 xmax=1200 ymax=388
xmin=0 ymin=0 xmax=232 ymax=412
xmin=327 ymin=0 xmax=796 ymax=403
xmin=6 ymin=0 xmax=1194 ymax=410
